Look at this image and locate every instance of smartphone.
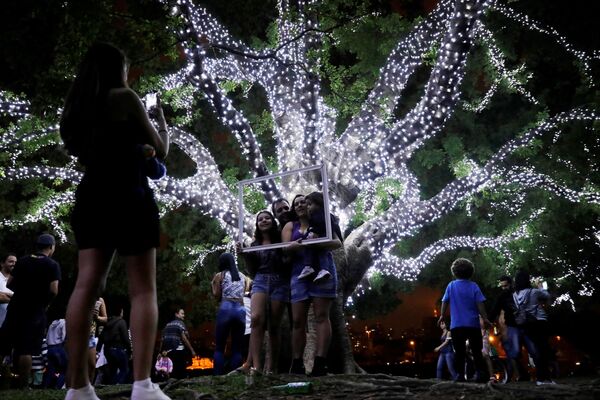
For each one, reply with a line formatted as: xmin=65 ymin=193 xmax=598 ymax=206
xmin=145 ymin=92 xmax=157 ymax=109
xmin=542 ymin=281 xmax=548 ymax=290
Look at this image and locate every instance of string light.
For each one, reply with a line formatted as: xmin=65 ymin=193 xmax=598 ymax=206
xmin=0 ymin=0 xmax=598 ymax=302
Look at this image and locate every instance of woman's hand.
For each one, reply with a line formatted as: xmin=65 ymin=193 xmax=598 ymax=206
xmin=286 ymin=239 xmax=303 ymax=253
xmin=235 ymin=242 xmax=243 ymax=255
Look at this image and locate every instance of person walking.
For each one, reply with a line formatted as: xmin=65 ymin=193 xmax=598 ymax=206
xmin=438 ymin=258 xmax=491 ymax=383
xmin=489 ymin=275 xmax=530 ymax=381
xmin=160 ymin=308 xmax=195 ymax=379
xmin=60 ymin=42 xmax=170 ymax=400
xmin=513 ymin=270 xmax=554 ymax=385
xmin=434 ymin=319 xmax=457 ymax=380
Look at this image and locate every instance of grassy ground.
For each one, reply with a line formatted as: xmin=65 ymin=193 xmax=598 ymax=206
xmin=2 ymin=374 xmax=599 ymax=400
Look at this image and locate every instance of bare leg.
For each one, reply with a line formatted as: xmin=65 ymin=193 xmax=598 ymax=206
xmin=291 ymin=301 xmax=310 ymax=359
xmin=265 ymin=300 xmax=286 ymax=373
xmin=312 ymin=298 xmax=332 ymax=357
xmin=125 ymin=249 xmax=157 ymax=381
xmin=248 ymin=293 xmax=267 ymax=371
xmin=88 ymin=347 xmax=96 ymax=382
xmin=65 ymin=249 xmax=112 ymax=389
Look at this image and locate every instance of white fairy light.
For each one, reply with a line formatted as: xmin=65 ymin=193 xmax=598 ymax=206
xmin=0 ymin=0 xmax=598 ymax=307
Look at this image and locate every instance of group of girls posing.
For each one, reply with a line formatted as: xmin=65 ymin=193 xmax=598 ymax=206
xmin=211 ymin=192 xmax=342 ymax=376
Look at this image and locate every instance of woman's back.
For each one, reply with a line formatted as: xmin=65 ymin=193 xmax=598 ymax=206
xmin=220 ymin=271 xmax=245 ymax=300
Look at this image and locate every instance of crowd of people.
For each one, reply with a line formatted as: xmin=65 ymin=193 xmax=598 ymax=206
xmin=436 ymin=258 xmax=556 ymax=385
xmin=0 ymin=190 xmax=343 ymax=394
xmin=210 ymin=192 xmax=342 ymax=377
xmin=0 ymin=40 xmax=342 ymax=400
xmin=0 ymin=41 xmax=565 ymax=400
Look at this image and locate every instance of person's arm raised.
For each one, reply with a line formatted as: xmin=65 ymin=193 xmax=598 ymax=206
xmin=211 ymin=272 xmax=223 ymax=300
xmin=117 ymin=88 xmax=169 ymax=158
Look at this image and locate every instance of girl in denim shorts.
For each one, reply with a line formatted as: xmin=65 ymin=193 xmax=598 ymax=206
xmin=239 ymin=211 xmax=289 ymax=374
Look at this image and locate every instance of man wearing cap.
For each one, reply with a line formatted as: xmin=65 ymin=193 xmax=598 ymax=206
xmin=0 ymin=233 xmax=61 ymax=387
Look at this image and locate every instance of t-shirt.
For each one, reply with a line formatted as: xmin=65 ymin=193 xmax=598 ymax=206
xmin=441 ymin=279 xmax=486 ymax=329
xmin=0 ymin=271 xmax=14 ymax=327
xmin=161 ymin=319 xmax=187 ymax=351
xmin=8 ymin=254 xmax=61 ymax=312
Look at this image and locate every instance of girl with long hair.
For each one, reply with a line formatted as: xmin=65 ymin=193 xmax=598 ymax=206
xmin=238 ymin=211 xmax=288 ymax=374
xmin=282 ymin=193 xmax=341 ymax=376
xmin=60 ymin=42 xmax=169 ymax=400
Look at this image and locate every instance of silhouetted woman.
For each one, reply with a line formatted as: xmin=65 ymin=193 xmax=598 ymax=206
xmin=60 ymin=42 xmax=169 ymax=400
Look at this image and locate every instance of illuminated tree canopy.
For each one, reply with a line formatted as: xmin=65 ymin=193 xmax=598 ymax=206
xmin=1 ymin=0 xmax=599 ymax=330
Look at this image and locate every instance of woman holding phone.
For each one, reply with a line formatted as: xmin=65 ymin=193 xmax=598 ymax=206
xmin=60 ymin=42 xmax=169 ymax=400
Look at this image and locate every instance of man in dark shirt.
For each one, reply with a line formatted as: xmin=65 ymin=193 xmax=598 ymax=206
xmin=160 ymin=308 xmax=195 ymax=379
xmin=489 ymin=275 xmax=521 ymax=382
xmin=0 ymin=233 xmax=61 ymax=387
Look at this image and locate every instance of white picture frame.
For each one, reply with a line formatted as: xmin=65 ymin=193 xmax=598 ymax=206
xmin=237 ymin=164 xmax=331 ymax=253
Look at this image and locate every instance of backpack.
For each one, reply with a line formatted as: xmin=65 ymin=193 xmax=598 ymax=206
xmin=513 ymin=289 xmax=537 ymax=325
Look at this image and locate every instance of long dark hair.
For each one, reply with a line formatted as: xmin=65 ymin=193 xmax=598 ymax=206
xmin=305 ymin=191 xmax=343 ymax=240
xmin=218 ymin=252 xmax=240 ymax=281
xmin=60 ymin=43 xmax=128 ymax=161
xmin=253 ymin=211 xmax=280 ymax=245
xmin=288 ymin=194 xmax=305 ymax=222
xmin=514 ymin=269 xmax=532 ymax=291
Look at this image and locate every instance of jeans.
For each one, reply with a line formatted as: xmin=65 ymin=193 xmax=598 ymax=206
xmin=105 ymin=347 xmax=129 ymax=384
xmin=436 ymin=352 xmax=458 ymax=380
xmin=214 ymin=300 xmax=245 ymax=375
xmin=523 ymin=320 xmax=551 ymax=381
xmin=502 ymin=325 xmax=536 ymax=379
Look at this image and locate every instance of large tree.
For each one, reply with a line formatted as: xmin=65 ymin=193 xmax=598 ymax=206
xmin=1 ymin=0 xmax=599 ymax=370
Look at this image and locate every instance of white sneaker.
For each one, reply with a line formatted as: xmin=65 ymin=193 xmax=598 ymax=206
xmin=298 ymin=266 xmax=315 ymax=279
xmin=313 ymin=269 xmax=331 ymax=283
xmin=65 ymin=384 xmax=100 ymax=400
xmin=131 ymin=382 xmax=171 ymax=400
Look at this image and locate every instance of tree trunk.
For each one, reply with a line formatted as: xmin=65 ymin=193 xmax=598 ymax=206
xmin=328 ymin=230 xmax=374 ymax=373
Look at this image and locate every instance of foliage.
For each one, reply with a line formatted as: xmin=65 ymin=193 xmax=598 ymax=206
xmin=1 ymin=0 xmax=600 ymax=346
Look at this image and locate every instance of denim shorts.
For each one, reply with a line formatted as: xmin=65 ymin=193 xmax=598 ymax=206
xmin=290 ymin=251 xmax=337 ymax=303
xmin=251 ymin=272 xmax=290 ymax=302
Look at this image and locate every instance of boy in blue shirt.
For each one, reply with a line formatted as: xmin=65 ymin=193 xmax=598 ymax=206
xmin=438 ymin=258 xmax=491 ymax=382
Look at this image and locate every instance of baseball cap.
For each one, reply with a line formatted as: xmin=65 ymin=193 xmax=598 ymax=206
xmin=36 ymin=233 xmax=56 ymax=246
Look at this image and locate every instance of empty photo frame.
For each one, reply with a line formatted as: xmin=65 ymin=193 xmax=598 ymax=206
xmin=237 ymin=164 xmax=332 ymax=252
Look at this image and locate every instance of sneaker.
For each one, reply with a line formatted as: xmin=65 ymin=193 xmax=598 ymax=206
xmin=65 ymin=384 xmax=100 ymax=400
xmin=313 ymin=269 xmax=331 ymax=283
xmin=131 ymin=382 xmax=171 ymax=400
xmin=298 ymin=266 xmax=315 ymax=280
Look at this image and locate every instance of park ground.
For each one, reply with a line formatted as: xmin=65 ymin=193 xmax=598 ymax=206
xmin=2 ymin=373 xmax=600 ymax=400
